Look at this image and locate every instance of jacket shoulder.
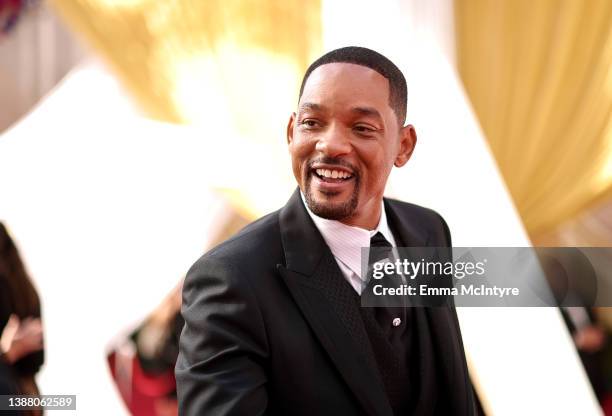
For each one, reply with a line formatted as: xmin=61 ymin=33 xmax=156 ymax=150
xmin=385 ymin=198 xmax=452 ymax=246
xmin=386 ymin=198 xmax=447 ymax=223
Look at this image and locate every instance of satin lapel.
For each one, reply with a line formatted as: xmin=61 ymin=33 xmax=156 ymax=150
xmin=278 ymin=189 xmax=393 ymax=416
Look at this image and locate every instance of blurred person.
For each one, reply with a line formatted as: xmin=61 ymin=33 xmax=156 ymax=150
xmin=109 ymin=205 xmax=249 ymax=416
xmin=562 ymin=307 xmax=609 ymax=404
xmin=541 ymin=251 xmax=612 ymax=406
xmin=108 ymin=283 xmax=183 ymax=416
xmin=177 ymin=47 xmax=475 ymax=415
xmin=0 ymin=222 xmax=44 ymax=415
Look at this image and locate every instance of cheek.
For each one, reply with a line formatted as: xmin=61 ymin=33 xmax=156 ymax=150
xmin=289 ymin=135 xmax=314 ymax=174
xmin=291 ymin=133 xmax=317 ymax=157
xmin=354 ymin=144 xmax=390 ymax=185
xmin=366 ymin=165 xmax=391 ymax=192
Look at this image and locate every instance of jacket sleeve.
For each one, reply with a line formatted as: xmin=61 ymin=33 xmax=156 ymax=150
xmin=175 ymin=256 xmax=269 ymax=416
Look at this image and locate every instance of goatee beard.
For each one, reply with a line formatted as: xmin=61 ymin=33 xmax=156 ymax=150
xmin=303 ymin=176 xmax=359 ymax=220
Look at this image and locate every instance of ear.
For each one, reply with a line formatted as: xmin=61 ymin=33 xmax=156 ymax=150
xmin=394 ymin=124 xmax=417 ymax=167
xmin=287 ymin=112 xmax=296 ymax=145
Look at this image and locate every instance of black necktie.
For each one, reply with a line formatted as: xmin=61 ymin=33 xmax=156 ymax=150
xmin=363 ymin=232 xmax=413 ymax=414
xmin=366 ymin=232 xmax=404 ymax=307
xmin=369 ymin=232 xmax=393 ymax=263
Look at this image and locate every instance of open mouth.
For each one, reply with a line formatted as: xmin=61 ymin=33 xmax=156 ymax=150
xmin=311 ymin=167 xmax=355 ymax=183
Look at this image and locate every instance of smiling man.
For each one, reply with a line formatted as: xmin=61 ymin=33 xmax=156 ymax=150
xmin=176 ymin=47 xmax=475 ymax=416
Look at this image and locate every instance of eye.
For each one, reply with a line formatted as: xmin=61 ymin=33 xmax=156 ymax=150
xmin=300 ymin=119 xmax=321 ymax=129
xmin=353 ymin=124 xmax=377 ymax=134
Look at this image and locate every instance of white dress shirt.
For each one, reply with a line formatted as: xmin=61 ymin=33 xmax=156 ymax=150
xmin=301 ymin=193 xmax=397 ymax=295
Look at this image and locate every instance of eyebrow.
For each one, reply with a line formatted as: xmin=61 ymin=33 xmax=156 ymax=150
xmin=298 ymin=103 xmax=383 ymax=121
xmin=351 ymin=106 xmax=383 ymax=121
xmin=298 ymin=102 xmax=324 ymax=113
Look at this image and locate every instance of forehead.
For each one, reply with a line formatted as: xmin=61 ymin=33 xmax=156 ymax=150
xmin=299 ymin=63 xmax=392 ymax=114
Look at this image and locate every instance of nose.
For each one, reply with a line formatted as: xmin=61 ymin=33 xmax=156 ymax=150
xmin=315 ymin=123 xmax=351 ymax=157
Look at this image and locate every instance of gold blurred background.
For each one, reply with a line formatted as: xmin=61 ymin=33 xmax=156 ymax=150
xmin=456 ymin=0 xmax=612 ymax=245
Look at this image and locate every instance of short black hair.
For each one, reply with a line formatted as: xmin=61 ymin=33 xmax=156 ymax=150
xmin=298 ymin=46 xmax=407 ymax=125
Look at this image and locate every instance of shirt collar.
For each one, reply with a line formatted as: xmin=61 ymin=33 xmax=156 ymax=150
xmin=301 ymin=192 xmax=396 ymax=279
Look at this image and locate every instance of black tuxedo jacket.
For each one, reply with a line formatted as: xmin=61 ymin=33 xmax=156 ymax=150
xmin=176 ymin=189 xmax=475 ymax=415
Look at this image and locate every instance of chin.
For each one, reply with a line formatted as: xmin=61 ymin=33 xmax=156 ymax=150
xmin=305 ymin=189 xmax=359 ymax=221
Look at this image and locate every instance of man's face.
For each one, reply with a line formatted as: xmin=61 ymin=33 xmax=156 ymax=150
xmin=287 ymin=62 xmax=416 ymax=228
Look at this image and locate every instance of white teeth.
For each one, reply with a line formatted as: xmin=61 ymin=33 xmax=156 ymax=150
xmin=315 ymin=168 xmax=353 ymax=179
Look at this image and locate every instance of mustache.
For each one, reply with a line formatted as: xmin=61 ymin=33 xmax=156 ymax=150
xmin=306 ymin=157 xmax=359 ymax=175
